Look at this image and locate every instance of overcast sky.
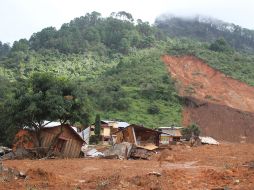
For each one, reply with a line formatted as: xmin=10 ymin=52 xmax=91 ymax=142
xmin=1 ymin=0 xmax=253 ymax=44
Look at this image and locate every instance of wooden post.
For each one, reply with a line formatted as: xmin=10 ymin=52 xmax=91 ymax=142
xmin=132 ymin=127 xmax=137 ymax=145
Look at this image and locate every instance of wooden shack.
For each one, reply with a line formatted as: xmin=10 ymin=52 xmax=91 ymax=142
xmin=114 ymin=124 xmax=161 ymax=148
xmin=13 ymin=124 xmax=84 ymax=158
xmin=157 ymin=127 xmax=182 ymax=144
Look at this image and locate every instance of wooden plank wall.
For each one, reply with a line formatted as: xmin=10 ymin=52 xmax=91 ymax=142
xmin=41 ymin=126 xmax=83 ymax=158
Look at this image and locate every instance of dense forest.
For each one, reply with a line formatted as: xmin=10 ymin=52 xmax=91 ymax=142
xmin=1 ymin=12 xmax=254 ymax=146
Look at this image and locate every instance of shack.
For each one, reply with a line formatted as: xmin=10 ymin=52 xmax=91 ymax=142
xmin=114 ymin=124 xmax=161 ymax=149
xmin=90 ymin=120 xmax=129 ymax=145
xmin=157 ymin=126 xmax=182 ymax=144
xmin=13 ymin=123 xmax=84 ymax=158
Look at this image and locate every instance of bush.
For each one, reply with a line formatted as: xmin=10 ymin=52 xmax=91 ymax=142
xmin=181 ymin=123 xmax=200 ymax=141
xmin=147 ymin=104 xmax=160 ymax=114
xmin=209 ymin=38 xmax=233 ymax=53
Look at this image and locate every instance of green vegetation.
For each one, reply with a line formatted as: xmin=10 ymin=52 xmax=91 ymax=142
xmin=181 ymin=123 xmax=201 ymax=140
xmin=85 ymin=49 xmax=182 ymax=127
xmin=94 ymin=114 xmax=101 ymax=136
xmin=1 ymin=12 xmax=254 ymax=145
xmin=1 ymin=73 xmax=91 ymax=147
xmin=165 ymin=38 xmax=254 ymax=86
xmin=155 ymin=15 xmax=254 ymax=53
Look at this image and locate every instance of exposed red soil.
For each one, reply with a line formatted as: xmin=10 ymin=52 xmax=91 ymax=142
xmin=162 ymin=55 xmax=254 ymax=113
xmin=163 ymin=55 xmax=254 ymax=143
xmin=1 ymin=143 xmax=254 ymax=189
xmin=183 ymin=97 xmax=254 ymax=143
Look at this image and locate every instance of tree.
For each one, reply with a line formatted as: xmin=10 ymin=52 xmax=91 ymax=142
xmin=116 ymin=11 xmax=134 ymax=22
xmin=0 ymin=41 xmax=11 ymax=58
xmin=4 ymin=73 xmax=91 ymax=148
xmin=0 ymin=76 xmax=17 ymax=146
xmin=181 ymin=123 xmax=201 ymax=141
xmin=12 ymin=39 xmax=29 ymax=52
xmin=209 ymin=38 xmax=233 ymax=52
xmin=94 ymin=114 xmax=101 ymax=136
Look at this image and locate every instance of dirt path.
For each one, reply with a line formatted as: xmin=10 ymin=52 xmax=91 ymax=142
xmin=1 ymin=143 xmax=254 ymax=189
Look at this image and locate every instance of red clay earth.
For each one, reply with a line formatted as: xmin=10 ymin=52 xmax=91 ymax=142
xmin=1 ymin=143 xmax=254 ymax=189
xmin=162 ymin=55 xmax=254 ymax=113
xmin=163 ymin=55 xmax=254 ymax=143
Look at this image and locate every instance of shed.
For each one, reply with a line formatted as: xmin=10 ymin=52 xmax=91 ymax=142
xmin=157 ymin=127 xmax=182 ymax=144
xmin=90 ymin=120 xmax=129 ymax=145
xmin=114 ymin=124 xmax=161 ymax=148
xmin=13 ymin=124 xmax=84 ymax=158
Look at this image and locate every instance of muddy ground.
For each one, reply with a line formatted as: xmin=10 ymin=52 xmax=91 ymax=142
xmin=1 ymin=143 xmax=254 ymax=189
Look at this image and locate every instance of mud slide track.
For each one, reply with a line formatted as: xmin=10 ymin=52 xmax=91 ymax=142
xmin=163 ymin=55 xmax=254 ymax=143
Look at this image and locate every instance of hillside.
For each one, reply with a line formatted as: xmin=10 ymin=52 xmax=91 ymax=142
xmin=163 ymin=55 xmax=254 ymax=143
xmin=1 ymin=12 xmax=254 ymax=145
xmin=163 ymin=55 xmax=254 ymax=113
xmin=155 ymin=15 xmax=254 ymax=53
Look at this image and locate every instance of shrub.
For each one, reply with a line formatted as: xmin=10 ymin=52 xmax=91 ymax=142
xmin=181 ymin=123 xmax=201 ymax=140
xmin=147 ymin=104 xmax=160 ymax=114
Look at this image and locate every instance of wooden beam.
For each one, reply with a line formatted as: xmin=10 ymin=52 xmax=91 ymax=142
xmin=132 ymin=127 xmax=137 ymax=145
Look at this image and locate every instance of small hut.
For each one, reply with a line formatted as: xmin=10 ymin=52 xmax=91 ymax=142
xmin=13 ymin=123 xmax=84 ymax=158
xmin=114 ymin=124 xmax=161 ymax=149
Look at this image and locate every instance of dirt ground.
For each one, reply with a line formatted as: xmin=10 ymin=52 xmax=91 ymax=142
xmin=1 ymin=143 xmax=254 ymax=190
xmin=163 ymin=55 xmax=254 ymax=143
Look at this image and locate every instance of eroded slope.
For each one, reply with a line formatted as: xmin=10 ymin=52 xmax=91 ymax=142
xmin=163 ymin=55 xmax=254 ymax=113
xmin=163 ymin=55 xmax=254 ymax=143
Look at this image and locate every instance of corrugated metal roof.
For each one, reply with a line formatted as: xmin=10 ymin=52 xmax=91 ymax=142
xmin=43 ymin=121 xmax=61 ymax=128
xmin=25 ymin=121 xmax=85 ymax=142
xmin=78 ymin=127 xmax=90 ymax=144
xmin=101 ymin=120 xmax=130 ymax=128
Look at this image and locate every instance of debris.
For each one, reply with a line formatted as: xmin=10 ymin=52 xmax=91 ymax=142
xmin=19 ymin=171 xmax=26 ymax=178
xmin=85 ymin=149 xmax=104 ymax=157
xmin=103 ymin=155 xmax=119 ymax=159
xmin=1 ymin=152 xmax=15 ymax=160
xmin=0 ymin=146 xmax=12 ymax=156
xmin=103 ymin=142 xmax=133 ymax=159
xmin=137 ymin=143 xmax=158 ymax=151
xmin=190 ymin=136 xmax=202 ymax=147
xmin=242 ymin=161 xmax=254 ymax=169
xmin=148 ymin=172 xmax=161 ymax=177
xmin=130 ymin=147 xmax=154 ymax=160
xmin=199 ymin=136 xmax=219 ymax=145
xmin=14 ymin=148 xmax=30 ymax=159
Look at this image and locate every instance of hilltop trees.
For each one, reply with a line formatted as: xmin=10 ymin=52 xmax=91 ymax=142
xmin=155 ymin=16 xmax=254 ymax=53
xmin=0 ymin=41 xmax=10 ymax=58
xmin=27 ymin=11 xmax=160 ymax=54
xmin=209 ymin=38 xmax=233 ymax=52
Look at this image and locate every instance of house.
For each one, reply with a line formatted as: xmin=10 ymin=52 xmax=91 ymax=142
xmin=13 ymin=122 xmax=84 ymax=158
xmin=114 ymin=124 xmax=162 ymax=150
xmin=90 ymin=120 xmax=129 ymax=145
xmin=157 ymin=126 xmax=182 ymax=144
